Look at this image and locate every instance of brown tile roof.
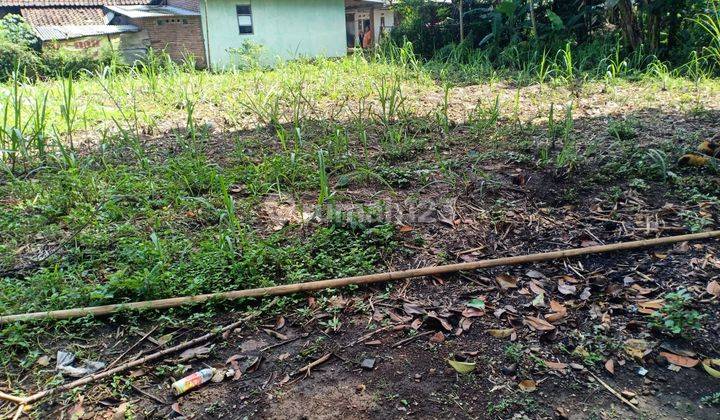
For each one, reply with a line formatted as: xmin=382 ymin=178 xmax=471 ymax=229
xmin=21 ymin=6 xmax=105 ymax=25
xmin=1 ymin=0 xmax=155 ymax=6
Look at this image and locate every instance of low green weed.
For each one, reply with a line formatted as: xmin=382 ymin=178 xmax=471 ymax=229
xmin=607 ymin=118 xmax=638 ymax=141
xmin=651 ymin=289 xmax=704 ymax=338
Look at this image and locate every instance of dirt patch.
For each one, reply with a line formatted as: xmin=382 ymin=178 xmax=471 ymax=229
xmin=263 ymin=377 xmax=378 ymax=420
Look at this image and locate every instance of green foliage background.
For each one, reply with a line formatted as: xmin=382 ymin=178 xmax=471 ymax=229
xmin=391 ymin=0 xmax=717 ymax=71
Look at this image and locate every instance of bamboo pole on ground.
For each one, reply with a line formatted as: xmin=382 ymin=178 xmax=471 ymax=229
xmin=2 ymin=230 xmax=718 ymax=324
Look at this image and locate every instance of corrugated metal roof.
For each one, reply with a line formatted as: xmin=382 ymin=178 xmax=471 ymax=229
xmin=34 ymin=23 xmax=137 ymax=40
xmin=106 ymin=5 xmax=198 ymax=18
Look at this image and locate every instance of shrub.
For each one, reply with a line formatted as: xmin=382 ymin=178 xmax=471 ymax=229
xmin=227 ymin=40 xmax=265 ymax=69
xmin=0 ymin=37 xmax=41 ymax=81
xmin=40 ymin=44 xmax=120 ymax=78
xmin=0 ymin=14 xmax=40 ymax=50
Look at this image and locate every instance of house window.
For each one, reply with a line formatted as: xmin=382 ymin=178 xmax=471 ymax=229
xmin=236 ymin=4 xmax=253 ymax=34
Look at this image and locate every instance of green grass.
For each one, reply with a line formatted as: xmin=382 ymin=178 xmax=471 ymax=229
xmin=0 ymin=154 xmax=396 ymax=315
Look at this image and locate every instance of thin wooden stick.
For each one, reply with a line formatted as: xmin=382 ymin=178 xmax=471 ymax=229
xmin=391 ymin=330 xmax=434 ymax=348
xmin=106 ymin=325 xmax=159 ymax=370
xmin=346 ymin=325 xmax=393 ymax=347
xmin=589 ymin=371 xmax=640 ymax=413
xmin=0 ymin=391 xmax=25 ymax=404
xmin=0 ymin=313 xmax=255 ymax=407
xmin=293 ymin=353 xmax=333 ymax=376
xmin=12 ymin=404 xmax=23 ymax=420
xmin=2 ymin=230 xmax=718 ymax=324
xmin=130 ymin=384 xmax=166 ymax=405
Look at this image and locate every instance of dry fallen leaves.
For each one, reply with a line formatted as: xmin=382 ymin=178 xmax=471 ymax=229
xmin=605 ymin=358 xmax=615 ymax=375
xmin=263 ymin=328 xmax=288 ymax=340
xmin=624 ymin=339 xmax=651 ymax=360
xmin=518 ymin=379 xmax=537 ymax=392
xmin=178 ymin=346 xmax=211 ymax=362
xmin=545 ymin=300 xmax=567 ymax=323
xmin=557 ymin=280 xmax=577 ymax=296
xmin=462 ymin=307 xmax=485 ymax=318
xmin=112 ymin=402 xmax=129 ymax=420
xmin=526 ymin=270 xmax=545 ymax=279
xmin=274 ymin=315 xmax=286 ymax=330
xmin=707 ymin=280 xmax=720 ymax=298
xmin=524 ymin=316 xmax=556 ymax=331
xmin=448 ymin=359 xmax=476 ymax=374
xmin=403 ymin=302 xmax=426 ymax=316
xmin=659 ymin=352 xmax=699 ymax=368
xmin=427 ymin=311 xmax=453 ymax=331
xmin=487 ymin=328 xmax=514 ymax=338
xmin=496 ymin=274 xmax=518 ymax=290
xmin=637 ymin=299 xmax=665 ymax=315
xmin=543 ymin=360 xmax=568 ymax=371
xmin=702 ymin=359 xmax=720 ymax=378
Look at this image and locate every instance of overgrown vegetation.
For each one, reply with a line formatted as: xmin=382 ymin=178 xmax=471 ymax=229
xmin=393 ymin=0 xmax=720 ymax=77
xmin=0 ymin=14 xmax=126 ymax=82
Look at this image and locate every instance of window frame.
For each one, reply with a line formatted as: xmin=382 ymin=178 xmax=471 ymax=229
xmin=236 ymin=3 xmax=253 ymax=35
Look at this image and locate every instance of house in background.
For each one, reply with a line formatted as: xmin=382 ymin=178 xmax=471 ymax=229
xmin=0 ymin=0 xmax=207 ymax=67
xmin=344 ymin=0 xmax=394 ymax=49
xmin=2 ymin=0 xmax=400 ymax=70
xmin=198 ymin=0 xmax=396 ymax=69
xmin=107 ymin=2 xmax=206 ymax=67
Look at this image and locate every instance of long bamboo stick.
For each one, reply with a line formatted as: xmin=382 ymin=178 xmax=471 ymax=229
xmin=2 ymin=230 xmax=718 ymax=324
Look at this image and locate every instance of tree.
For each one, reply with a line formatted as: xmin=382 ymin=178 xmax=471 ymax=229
xmin=0 ymin=14 xmax=40 ymax=50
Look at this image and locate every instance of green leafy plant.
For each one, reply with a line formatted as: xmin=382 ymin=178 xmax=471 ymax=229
xmin=228 ymin=40 xmax=265 ymax=70
xmin=700 ymin=391 xmax=720 ymax=406
xmin=0 ymin=14 xmax=39 ymax=49
xmin=651 ymin=289 xmax=703 ymax=338
xmin=694 ymin=0 xmax=720 ymax=68
xmin=317 ymin=149 xmax=331 ymax=205
xmin=320 ymin=316 xmax=342 ymax=332
xmin=641 ymin=149 xmax=676 ymax=181
xmin=607 ymin=118 xmax=637 ymax=141
xmin=679 ymin=210 xmax=713 ymax=233
xmin=374 ymin=75 xmax=406 ymax=127
xmin=504 ymin=343 xmax=523 ymax=363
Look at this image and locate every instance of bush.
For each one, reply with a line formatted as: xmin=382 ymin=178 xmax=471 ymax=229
xmin=40 ymin=44 xmax=120 ymax=78
xmin=391 ymin=0 xmax=458 ymax=58
xmin=0 ymin=13 xmax=124 ymax=80
xmin=0 ymin=38 xmax=41 ymax=81
xmin=0 ymin=14 xmax=40 ymax=50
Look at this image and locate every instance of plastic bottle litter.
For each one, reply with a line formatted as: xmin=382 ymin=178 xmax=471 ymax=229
xmin=172 ymin=368 xmax=215 ymax=395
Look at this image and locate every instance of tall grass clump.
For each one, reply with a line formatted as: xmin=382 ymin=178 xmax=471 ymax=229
xmin=694 ymin=0 xmax=720 ymax=70
xmin=374 ymin=75 xmax=406 ymax=127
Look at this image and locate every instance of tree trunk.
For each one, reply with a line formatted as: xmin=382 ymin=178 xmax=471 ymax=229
xmin=459 ymin=0 xmax=464 ymax=42
xmin=646 ymin=12 xmax=659 ymax=52
xmin=641 ymin=0 xmax=661 ymax=53
xmin=528 ymin=0 xmax=537 ymax=39
xmin=617 ymin=0 xmax=642 ymax=51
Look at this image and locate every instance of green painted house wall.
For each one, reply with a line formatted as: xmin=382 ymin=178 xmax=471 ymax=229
xmin=200 ymin=0 xmax=346 ymax=68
